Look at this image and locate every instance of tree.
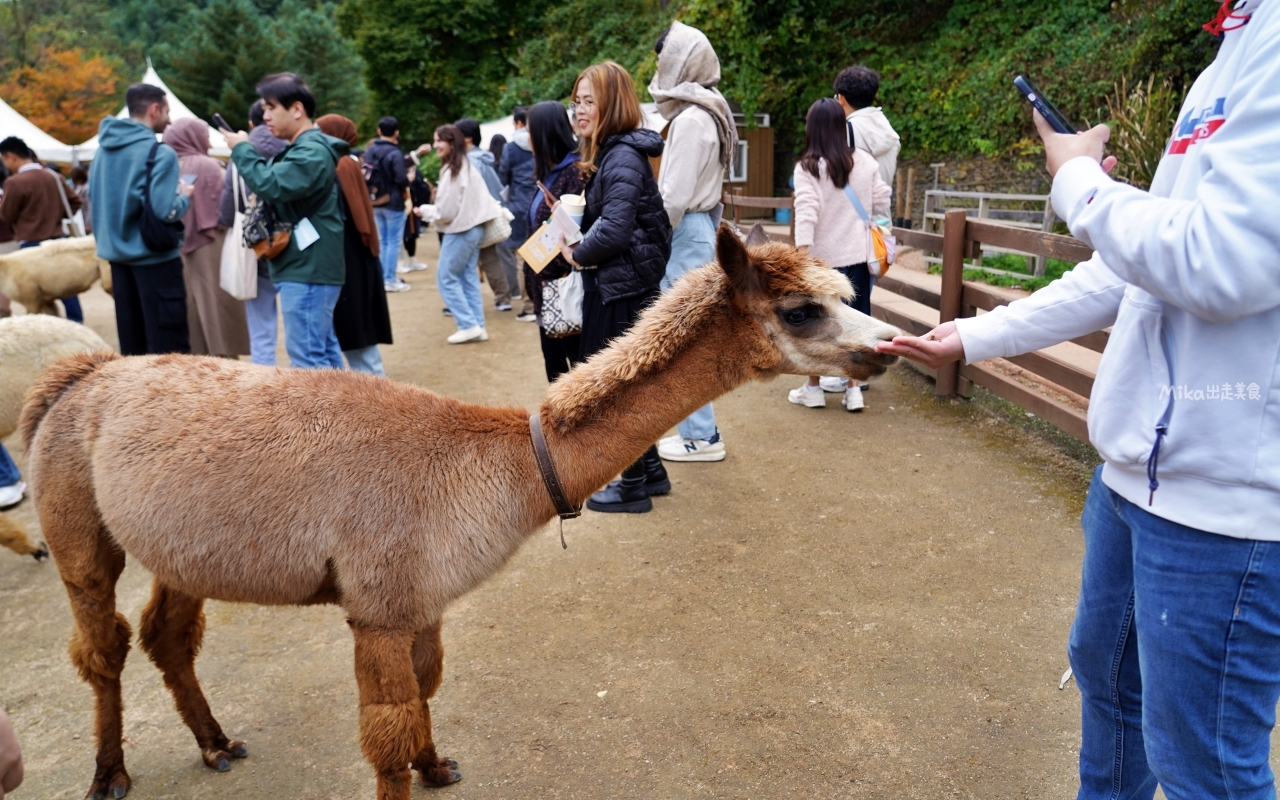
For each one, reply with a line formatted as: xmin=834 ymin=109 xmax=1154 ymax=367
xmin=160 ymin=0 xmax=285 ymax=130
xmin=274 ymin=1 xmax=369 ymax=122
xmin=0 ymin=47 xmax=118 ymax=142
xmin=337 ymin=0 xmax=551 ymax=143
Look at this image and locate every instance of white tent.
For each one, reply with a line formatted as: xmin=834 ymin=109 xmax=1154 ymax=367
xmin=0 ymin=97 xmax=74 ymax=162
xmin=477 ymin=103 xmax=665 ymax=149
xmin=75 ymin=61 xmax=230 ymax=161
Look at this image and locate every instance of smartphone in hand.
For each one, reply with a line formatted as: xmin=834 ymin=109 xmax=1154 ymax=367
xmin=1013 ymin=75 xmax=1076 ymax=134
xmin=211 ymin=113 xmax=233 ymax=132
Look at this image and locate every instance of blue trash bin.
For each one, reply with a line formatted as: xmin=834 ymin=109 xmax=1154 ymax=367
xmin=775 ymin=208 xmax=791 ymax=224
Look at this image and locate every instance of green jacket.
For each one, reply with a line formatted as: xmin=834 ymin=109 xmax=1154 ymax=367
xmin=231 ymin=128 xmax=348 ymax=285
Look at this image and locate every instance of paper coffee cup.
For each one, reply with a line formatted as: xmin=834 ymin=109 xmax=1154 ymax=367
xmin=560 ymin=193 xmax=586 ymax=227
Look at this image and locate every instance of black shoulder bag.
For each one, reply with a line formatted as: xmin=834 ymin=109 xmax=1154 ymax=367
xmin=139 ymin=141 xmax=185 ymax=252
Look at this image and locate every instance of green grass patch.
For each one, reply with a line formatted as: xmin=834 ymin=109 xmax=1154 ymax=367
xmin=927 ymin=252 xmax=1077 ymax=292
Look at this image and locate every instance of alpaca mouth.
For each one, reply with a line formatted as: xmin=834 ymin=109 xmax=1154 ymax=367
xmin=848 ymin=349 xmax=898 ymax=377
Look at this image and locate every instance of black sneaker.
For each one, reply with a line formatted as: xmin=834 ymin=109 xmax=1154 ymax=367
xmin=586 ymin=475 xmax=652 ymax=513
xmin=442 ymin=307 xmax=453 ymax=317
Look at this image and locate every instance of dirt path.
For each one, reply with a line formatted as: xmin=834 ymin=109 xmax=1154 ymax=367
xmin=3 ymin=242 xmax=1091 ymax=799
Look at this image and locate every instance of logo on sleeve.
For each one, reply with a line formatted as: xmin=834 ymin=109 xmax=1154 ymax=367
xmin=1167 ymin=97 xmax=1227 ymax=155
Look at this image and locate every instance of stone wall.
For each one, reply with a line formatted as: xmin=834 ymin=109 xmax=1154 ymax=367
xmin=892 ymin=156 xmax=1053 ymax=228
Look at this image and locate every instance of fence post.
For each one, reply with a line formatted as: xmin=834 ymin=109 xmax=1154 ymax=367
xmin=935 ymin=208 xmax=967 ymax=397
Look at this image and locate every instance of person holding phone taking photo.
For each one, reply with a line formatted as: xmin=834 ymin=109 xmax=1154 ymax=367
xmin=880 ymin=4 xmax=1280 ymax=795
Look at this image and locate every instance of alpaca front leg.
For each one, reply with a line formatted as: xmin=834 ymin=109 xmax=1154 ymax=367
xmin=410 ymin=621 xmax=461 ymax=787
xmin=350 ymin=623 xmax=428 ymax=800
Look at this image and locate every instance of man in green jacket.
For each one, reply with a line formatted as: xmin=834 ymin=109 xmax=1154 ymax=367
xmin=224 ymin=72 xmax=348 ymax=369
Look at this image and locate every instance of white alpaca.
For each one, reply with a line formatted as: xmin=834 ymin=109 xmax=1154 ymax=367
xmin=0 ymin=314 xmax=110 ymax=561
xmin=0 ymin=236 xmax=107 ymax=316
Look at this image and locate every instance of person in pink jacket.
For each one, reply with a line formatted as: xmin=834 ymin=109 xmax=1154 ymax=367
xmin=789 ymin=97 xmax=890 ymax=412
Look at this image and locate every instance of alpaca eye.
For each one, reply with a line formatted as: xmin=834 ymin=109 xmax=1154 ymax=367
xmin=783 ymin=306 xmax=818 ymax=326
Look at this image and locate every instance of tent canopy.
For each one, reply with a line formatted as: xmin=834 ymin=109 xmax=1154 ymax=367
xmin=0 ymin=97 xmax=74 ymax=162
xmin=76 ymin=62 xmax=229 ymax=161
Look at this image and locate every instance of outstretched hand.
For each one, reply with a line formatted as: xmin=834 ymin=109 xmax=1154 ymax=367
xmin=875 ymin=321 xmax=965 ymax=368
xmin=1034 ymin=110 xmax=1118 ymax=178
xmin=0 ymin=709 xmax=24 ymax=799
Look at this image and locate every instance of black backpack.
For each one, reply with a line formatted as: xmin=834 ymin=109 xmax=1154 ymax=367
xmin=139 ymin=141 xmax=185 ymax=252
xmin=362 ymin=144 xmax=399 ymax=206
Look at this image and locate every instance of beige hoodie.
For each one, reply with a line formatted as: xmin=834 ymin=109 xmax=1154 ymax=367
xmin=428 ymin=158 xmax=498 ymax=235
xmin=847 ymin=107 xmax=900 ymax=186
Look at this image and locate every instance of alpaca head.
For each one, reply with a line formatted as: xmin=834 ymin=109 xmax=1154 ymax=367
xmin=719 ymin=223 xmax=900 ymax=381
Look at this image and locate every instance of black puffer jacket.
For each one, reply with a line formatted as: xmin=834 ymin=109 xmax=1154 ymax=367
xmin=573 ymin=128 xmax=672 ymax=305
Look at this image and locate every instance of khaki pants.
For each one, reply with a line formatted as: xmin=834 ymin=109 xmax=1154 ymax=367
xmin=477 ymin=245 xmax=511 ymax=307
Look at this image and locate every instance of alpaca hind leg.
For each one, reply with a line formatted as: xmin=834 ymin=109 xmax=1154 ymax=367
xmin=350 ymin=623 xmax=428 ymax=800
xmin=59 ymin=531 xmax=132 ymax=799
xmin=138 ymin=580 xmax=247 ymax=771
xmin=0 ymin=514 xmax=47 ymax=560
xmin=409 ymin=621 xmax=460 ymax=787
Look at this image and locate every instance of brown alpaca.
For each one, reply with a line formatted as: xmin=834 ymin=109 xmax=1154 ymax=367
xmin=21 ymin=225 xmax=899 ymax=800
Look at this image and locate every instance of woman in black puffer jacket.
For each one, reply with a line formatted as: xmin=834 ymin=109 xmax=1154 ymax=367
xmin=562 ymin=60 xmax=673 ymax=514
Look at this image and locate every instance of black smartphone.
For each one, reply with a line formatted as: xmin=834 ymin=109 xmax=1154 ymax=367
xmin=1013 ymin=75 xmax=1076 ymax=134
xmin=211 ymin=113 xmax=233 ymax=132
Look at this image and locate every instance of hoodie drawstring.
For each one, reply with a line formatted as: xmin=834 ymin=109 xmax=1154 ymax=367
xmin=1146 ymin=423 xmax=1169 ymax=505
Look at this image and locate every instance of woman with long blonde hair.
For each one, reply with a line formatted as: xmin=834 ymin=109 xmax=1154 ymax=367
xmin=559 ymin=60 xmax=672 ymax=513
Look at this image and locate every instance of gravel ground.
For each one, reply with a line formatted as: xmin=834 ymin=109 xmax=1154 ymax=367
xmin=3 ymin=240 xmax=1102 ymax=799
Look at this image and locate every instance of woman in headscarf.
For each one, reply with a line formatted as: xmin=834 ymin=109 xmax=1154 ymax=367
xmin=316 ymin=114 xmax=393 ymax=375
xmin=163 ymin=118 xmax=249 ymax=358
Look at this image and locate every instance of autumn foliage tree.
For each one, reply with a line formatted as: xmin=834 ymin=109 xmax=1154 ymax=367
xmin=1 ymin=47 xmax=117 ymax=142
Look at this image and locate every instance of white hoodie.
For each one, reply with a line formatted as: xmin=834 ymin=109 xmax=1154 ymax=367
xmin=847 ymin=107 xmax=900 ymax=186
xmin=955 ymin=0 xmax=1280 ymax=540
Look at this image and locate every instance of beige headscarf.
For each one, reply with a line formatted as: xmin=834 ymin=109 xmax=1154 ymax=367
xmin=648 ymin=21 xmax=738 ymax=173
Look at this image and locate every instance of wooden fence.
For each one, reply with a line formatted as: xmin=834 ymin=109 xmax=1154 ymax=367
xmin=722 ymin=191 xmax=795 ymax=245
xmin=872 ymin=209 xmax=1099 ymax=441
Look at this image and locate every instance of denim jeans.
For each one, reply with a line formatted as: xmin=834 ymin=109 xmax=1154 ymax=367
xmin=437 ymin=225 xmax=485 ymax=331
xmin=276 ymin=282 xmax=343 ymax=369
xmin=344 ymin=345 xmax=385 ymax=377
xmin=0 ymin=443 xmax=20 ymax=487
xmin=661 ymin=211 xmax=717 ymax=441
xmin=1071 ymin=466 xmax=1280 ymax=800
xmin=374 ymin=207 xmax=406 ymax=284
xmin=245 ymin=272 xmax=279 ymax=366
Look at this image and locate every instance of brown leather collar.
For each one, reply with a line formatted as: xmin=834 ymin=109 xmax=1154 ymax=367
xmin=530 ymin=412 xmax=581 ymax=547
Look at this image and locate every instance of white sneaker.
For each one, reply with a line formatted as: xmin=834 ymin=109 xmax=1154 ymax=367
xmin=0 ymin=480 xmax=25 ymax=510
xmin=396 ymin=262 xmax=411 ymax=274
xmin=494 ymin=302 xmax=513 ymax=311
xmin=516 ymin=313 xmax=537 ymax=322
xmin=658 ymin=431 xmax=726 ymax=462
xmin=819 ymin=376 xmax=850 ymax=393
xmin=405 ymin=261 xmax=429 ymax=272
xmin=446 ymin=326 xmax=486 ymax=344
xmin=788 ymin=382 xmax=826 ymax=408
xmin=384 ymin=279 xmax=411 ymax=293
xmin=842 ymin=386 xmax=865 ymax=412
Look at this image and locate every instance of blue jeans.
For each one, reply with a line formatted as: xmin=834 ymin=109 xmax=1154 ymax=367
xmin=437 ymin=225 xmax=485 ymax=332
xmin=245 ymin=272 xmax=278 ymax=366
xmin=344 ymin=345 xmax=385 ymax=377
xmin=1072 ymin=466 xmax=1280 ymax=800
xmin=374 ymin=207 xmax=406 ymax=284
xmin=0 ymin=443 xmax=20 ymax=487
xmin=20 ymin=240 xmax=82 ymax=322
xmin=661 ymin=211 xmax=717 ymax=441
xmin=276 ymin=282 xmax=343 ymax=369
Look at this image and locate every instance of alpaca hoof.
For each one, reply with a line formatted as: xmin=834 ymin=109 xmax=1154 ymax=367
xmin=85 ymin=766 xmax=130 ymax=799
xmin=32 ymin=543 xmax=48 ymax=561
xmin=415 ymin=757 xmax=462 ymax=787
xmin=201 ymin=740 xmax=248 ymax=771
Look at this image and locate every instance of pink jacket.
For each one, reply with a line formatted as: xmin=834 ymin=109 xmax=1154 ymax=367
xmin=792 ymin=154 xmax=890 ymax=268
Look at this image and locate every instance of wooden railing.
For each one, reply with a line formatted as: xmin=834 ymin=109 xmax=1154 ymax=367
xmin=722 ymin=191 xmax=795 ymax=245
xmin=871 ymin=209 xmax=1100 ymax=441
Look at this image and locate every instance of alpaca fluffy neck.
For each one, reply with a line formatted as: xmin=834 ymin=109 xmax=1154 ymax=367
xmin=538 ymin=270 xmax=776 ymax=505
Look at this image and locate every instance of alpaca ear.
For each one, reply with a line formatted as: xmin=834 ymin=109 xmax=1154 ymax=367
xmin=717 ymin=222 xmax=758 ymax=296
xmin=744 ymin=222 xmax=769 ymax=248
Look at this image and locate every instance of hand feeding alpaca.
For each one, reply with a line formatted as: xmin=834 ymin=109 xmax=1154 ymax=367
xmin=0 ymin=236 xmax=107 ymax=316
xmin=0 ymin=314 xmax=110 ymax=560
xmin=21 ymin=225 xmax=899 ymax=800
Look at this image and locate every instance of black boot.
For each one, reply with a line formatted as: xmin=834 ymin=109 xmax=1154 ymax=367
xmin=643 ymin=446 xmax=670 ymax=496
xmin=586 ymin=473 xmax=652 ymax=513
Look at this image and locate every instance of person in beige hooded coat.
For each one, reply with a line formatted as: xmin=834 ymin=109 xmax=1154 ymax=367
xmin=648 ymin=20 xmax=737 ymax=464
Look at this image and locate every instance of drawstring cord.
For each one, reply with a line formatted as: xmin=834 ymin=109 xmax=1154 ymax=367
xmin=1146 ymin=423 xmax=1168 ymax=506
xmin=1203 ymin=1 xmax=1251 ymax=37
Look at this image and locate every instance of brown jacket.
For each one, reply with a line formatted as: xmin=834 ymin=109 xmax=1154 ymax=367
xmin=0 ymin=166 xmax=81 ymax=242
